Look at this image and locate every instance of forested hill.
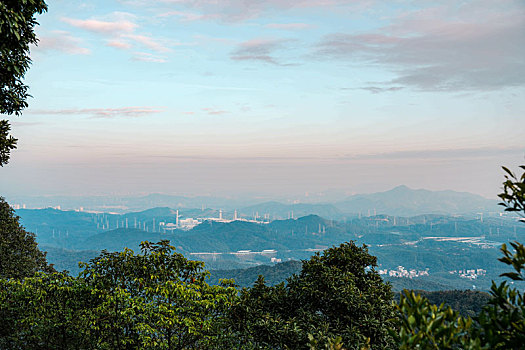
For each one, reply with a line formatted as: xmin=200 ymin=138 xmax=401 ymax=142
xmin=208 ymin=260 xmax=303 ymax=287
xmin=401 ymin=290 xmax=491 ymax=318
xmin=16 ymin=207 xmax=525 ymax=290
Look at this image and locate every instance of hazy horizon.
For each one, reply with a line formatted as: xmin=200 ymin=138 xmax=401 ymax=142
xmin=2 ymin=183 xmax=501 ymax=211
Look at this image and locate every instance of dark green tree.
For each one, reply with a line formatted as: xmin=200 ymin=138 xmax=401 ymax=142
xmin=231 ymin=241 xmax=397 ymax=350
xmin=0 ymin=272 xmax=97 ymax=350
xmin=0 ymin=241 xmax=240 ymax=349
xmin=0 ymin=196 xmax=53 ymax=278
xmin=0 ymin=0 xmax=47 ymax=166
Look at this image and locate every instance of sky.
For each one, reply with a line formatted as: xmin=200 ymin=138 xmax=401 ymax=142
xmin=1 ymin=0 xmax=524 ymax=200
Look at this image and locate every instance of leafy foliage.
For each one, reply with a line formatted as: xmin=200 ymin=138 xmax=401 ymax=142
xmin=0 ymin=240 xmax=239 ymax=349
xmin=499 ymin=165 xmax=525 ymax=216
xmin=0 ymin=272 xmax=97 ymax=349
xmin=0 ymin=0 xmax=47 ymax=165
xmin=394 ymin=290 xmax=479 ymax=349
xmin=472 ymin=166 xmax=525 ymax=348
xmin=230 ymin=242 xmax=397 ymax=350
xmin=0 ymin=196 xmax=53 ymax=278
xmin=474 ymin=241 xmax=525 ymax=349
xmin=79 ymin=240 xmax=239 ymax=349
xmin=0 ymin=120 xmax=16 ymax=166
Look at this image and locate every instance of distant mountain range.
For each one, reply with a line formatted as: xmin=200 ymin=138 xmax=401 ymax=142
xmin=334 ymin=185 xmax=497 ymax=216
xmin=233 ymin=186 xmax=497 ymax=219
xmin=8 ymin=186 xmax=497 ymax=216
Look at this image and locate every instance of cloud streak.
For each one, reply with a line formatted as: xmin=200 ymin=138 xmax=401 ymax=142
xmin=202 ymin=108 xmax=228 ymax=115
xmin=343 ymin=147 xmax=525 ymax=161
xmin=131 ymin=52 xmax=168 ymax=63
xmin=231 ymin=38 xmax=294 ymax=65
xmin=28 ymin=107 xmax=164 ymax=119
xmin=158 ymin=10 xmax=221 ymax=22
xmin=346 ymin=86 xmax=404 ymax=94
xmin=265 ymin=23 xmax=313 ymax=30
xmin=113 ymin=146 xmax=525 ymax=163
xmin=123 ymin=34 xmax=173 ymax=53
xmin=62 ymin=17 xmax=137 ymax=35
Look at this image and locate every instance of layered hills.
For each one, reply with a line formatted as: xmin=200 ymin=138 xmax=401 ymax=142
xmin=12 ymin=186 xmax=516 ymax=290
xmin=11 ymin=185 xmax=497 ymax=217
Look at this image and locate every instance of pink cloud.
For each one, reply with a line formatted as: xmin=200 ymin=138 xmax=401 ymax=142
xmin=34 ymin=31 xmax=91 ymax=55
xmin=62 ymin=18 xmax=137 ymax=35
xmin=62 ymin=13 xmax=175 ymax=60
xmin=123 ymin=34 xmax=172 ymax=53
xmin=106 ymin=39 xmax=133 ymax=49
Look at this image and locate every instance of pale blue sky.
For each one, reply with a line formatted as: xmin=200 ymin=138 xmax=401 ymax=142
xmin=1 ymin=0 xmax=524 ymax=199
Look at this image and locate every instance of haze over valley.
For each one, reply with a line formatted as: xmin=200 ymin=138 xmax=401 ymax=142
xmin=12 ymin=185 xmax=524 ymax=291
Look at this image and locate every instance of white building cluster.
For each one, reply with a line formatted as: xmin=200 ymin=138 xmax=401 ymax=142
xmin=448 ymin=269 xmax=486 ymax=280
xmin=158 ymin=209 xmax=269 ymax=231
xmin=378 ymin=266 xmax=430 ymax=278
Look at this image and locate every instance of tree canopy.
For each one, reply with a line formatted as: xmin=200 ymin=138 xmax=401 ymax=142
xmin=230 ymin=241 xmax=397 ymax=349
xmin=0 ymin=240 xmax=240 ymax=349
